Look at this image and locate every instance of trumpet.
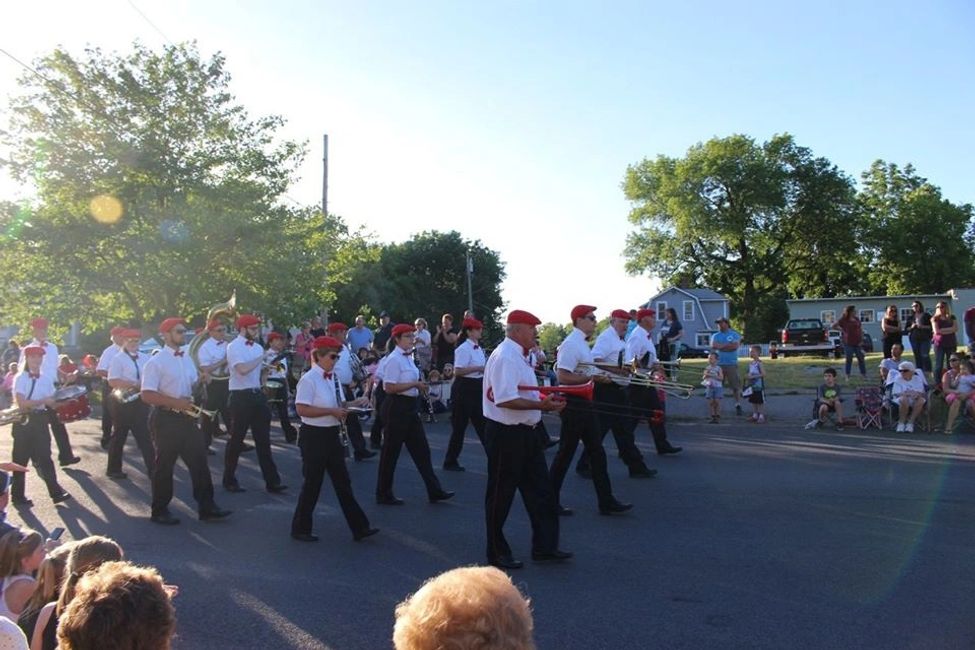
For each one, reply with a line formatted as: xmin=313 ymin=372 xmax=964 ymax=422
xmin=174 ymin=404 xmax=217 ymax=418
xmin=111 ymin=387 xmax=141 ymax=404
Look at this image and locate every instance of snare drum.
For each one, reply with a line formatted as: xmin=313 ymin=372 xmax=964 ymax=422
xmin=54 ymin=385 xmax=92 ymax=423
xmin=263 ymin=378 xmax=286 ymax=403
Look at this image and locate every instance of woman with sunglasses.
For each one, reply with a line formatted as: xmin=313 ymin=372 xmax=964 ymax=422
xmin=906 ymin=301 xmax=933 ymax=378
xmin=291 ymin=336 xmax=377 ymax=542
xmin=932 ymin=301 xmax=958 ymax=387
xmin=880 ymin=305 xmax=903 ymax=359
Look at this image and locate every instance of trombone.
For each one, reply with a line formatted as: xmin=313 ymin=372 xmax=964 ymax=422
xmin=577 ymin=362 xmax=695 ymax=399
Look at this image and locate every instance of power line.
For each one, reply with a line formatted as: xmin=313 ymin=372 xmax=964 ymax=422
xmin=126 ymin=0 xmax=173 ymax=45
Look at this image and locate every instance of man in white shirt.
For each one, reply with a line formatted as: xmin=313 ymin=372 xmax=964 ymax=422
xmin=140 ymin=318 xmax=230 ymax=525
xmin=891 ymin=360 xmax=927 ymax=432
xmin=879 ymin=344 xmax=904 ymax=386
xmin=550 ymin=305 xmax=632 ymax=516
xmin=223 ymin=314 xmax=286 ymax=494
xmin=196 ymin=318 xmax=232 ymax=448
xmin=483 ymin=309 xmax=571 ymax=570
xmin=106 ymin=329 xmax=155 ymax=480
xmin=95 ymin=326 xmax=125 ymax=449
xmin=326 ymin=322 xmax=374 ymax=460
xmin=625 ymin=309 xmax=683 ymax=456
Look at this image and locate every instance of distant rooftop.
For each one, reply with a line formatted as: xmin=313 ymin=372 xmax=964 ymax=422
xmin=650 ymin=287 xmax=727 ymax=301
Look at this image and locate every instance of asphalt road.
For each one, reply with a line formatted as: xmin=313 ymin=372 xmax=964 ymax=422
xmin=3 ymin=408 xmax=973 ymax=649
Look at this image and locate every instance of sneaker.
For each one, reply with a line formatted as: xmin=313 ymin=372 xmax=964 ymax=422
xmin=756 ymin=414 xmax=766 ymax=424
xmin=896 ymin=422 xmax=906 ymax=432
xmin=905 ymin=422 xmax=914 ymax=433
xmin=804 ymin=419 xmax=820 ymax=430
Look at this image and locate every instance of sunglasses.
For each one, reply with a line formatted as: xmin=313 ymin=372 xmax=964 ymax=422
xmin=583 ymin=315 xmax=597 ymax=321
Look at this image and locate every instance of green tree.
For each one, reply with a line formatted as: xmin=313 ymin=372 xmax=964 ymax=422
xmin=537 ymin=322 xmax=570 ymax=355
xmin=858 ymin=161 xmax=974 ymax=294
xmin=622 ymin=134 xmax=860 ymax=341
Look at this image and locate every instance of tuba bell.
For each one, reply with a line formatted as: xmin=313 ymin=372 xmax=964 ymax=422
xmin=189 ymin=291 xmax=238 ymax=382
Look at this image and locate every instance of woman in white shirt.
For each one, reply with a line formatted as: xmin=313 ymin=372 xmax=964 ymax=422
xmin=0 ymin=530 xmax=44 ymax=622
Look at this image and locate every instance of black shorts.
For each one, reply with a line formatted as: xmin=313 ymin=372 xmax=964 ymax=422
xmin=748 ymin=390 xmax=765 ymax=405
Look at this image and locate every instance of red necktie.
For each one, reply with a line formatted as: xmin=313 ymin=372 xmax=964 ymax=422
xmin=173 ymin=350 xmax=184 ymax=357
xmin=323 ymin=372 xmax=332 ymax=380
xmin=245 ymin=341 xmax=254 ymax=347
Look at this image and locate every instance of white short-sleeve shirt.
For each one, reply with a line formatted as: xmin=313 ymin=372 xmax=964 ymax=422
xmin=13 ymin=371 xmax=56 ymax=405
xmin=453 ymin=340 xmax=486 ymax=379
xmin=383 ymin=349 xmax=420 ymax=396
xmin=227 ymin=337 xmax=264 ymax=390
xmin=95 ymin=343 xmax=121 ymax=374
xmin=556 ymin=328 xmax=593 ymax=373
xmin=197 ymin=337 xmax=228 ymax=368
xmin=294 ymin=366 xmax=342 ymax=427
xmin=483 ymin=337 xmax=541 ymax=426
xmin=591 ymin=327 xmax=627 ymax=365
xmin=624 ymin=325 xmax=658 ymax=368
xmin=142 ymin=346 xmax=197 ymax=400
xmin=108 ymin=351 xmax=149 ymax=385
xmin=19 ymin=340 xmax=58 ymax=378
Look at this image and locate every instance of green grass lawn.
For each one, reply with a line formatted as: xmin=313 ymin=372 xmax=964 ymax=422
xmin=675 ymin=353 xmax=887 ymax=391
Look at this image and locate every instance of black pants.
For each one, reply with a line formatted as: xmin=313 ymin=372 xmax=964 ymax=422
xmin=376 ymin=394 xmax=443 ymax=499
xmin=201 ymin=381 xmax=231 ymax=446
xmin=45 ymin=410 xmax=75 ymax=463
xmin=484 ymin=418 xmax=559 ymax=562
xmin=577 ymin=383 xmax=647 ymax=473
xmin=291 ymin=424 xmax=370 ymax=536
xmin=149 ymin=409 xmax=217 ymax=516
xmin=549 ymin=396 xmax=615 ymax=509
xmin=370 ymin=384 xmax=386 ymax=448
xmin=629 ymin=385 xmax=672 ymax=452
xmin=341 ymin=385 xmax=367 ymax=454
xmin=100 ymin=382 xmax=115 ymax=445
xmin=445 ymin=377 xmax=486 ymax=465
xmin=107 ymin=400 xmax=155 ymax=476
xmin=224 ymin=389 xmax=281 ymax=489
xmin=11 ymin=413 xmax=63 ymax=501
xmin=269 ymin=384 xmax=297 ymax=442
xmin=882 ymin=335 xmax=903 ymax=359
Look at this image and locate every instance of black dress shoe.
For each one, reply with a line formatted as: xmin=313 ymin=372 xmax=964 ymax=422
xmin=354 ymin=450 xmax=377 ymax=461
xmin=266 ymin=484 xmax=288 ymax=494
xmin=557 ymin=505 xmax=574 ymax=516
xmin=489 ymin=555 xmax=524 ymax=570
xmin=224 ymin=484 xmax=246 ymax=493
xmin=442 ymin=463 xmax=465 ymax=472
xmin=376 ymin=495 xmax=405 ymax=505
xmin=291 ymin=532 xmax=319 ymax=542
xmin=106 ymin=471 xmax=128 ymax=480
xmin=51 ymin=491 xmax=71 ymax=504
xmin=151 ymin=513 xmax=180 ymax=525
xmin=531 ymin=549 xmax=574 ymax=562
xmin=11 ymin=497 xmax=33 ymax=507
xmin=599 ymin=501 xmax=634 ymax=515
xmin=59 ymin=457 xmax=81 ymax=467
xmin=629 ymin=467 xmax=658 ymax=478
xmin=658 ymin=446 xmax=683 ymax=456
xmin=199 ymin=508 xmax=232 ymax=521
xmin=429 ymin=490 xmax=455 ymax=503
xmin=353 ymin=527 xmax=380 ymax=542
xmin=575 ymin=467 xmax=592 ymax=479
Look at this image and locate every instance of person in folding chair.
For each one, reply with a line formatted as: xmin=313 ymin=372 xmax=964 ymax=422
xmin=890 ymin=361 xmax=927 ymax=433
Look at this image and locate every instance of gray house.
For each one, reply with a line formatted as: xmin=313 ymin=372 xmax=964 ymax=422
xmin=643 ymin=287 xmax=730 ymax=348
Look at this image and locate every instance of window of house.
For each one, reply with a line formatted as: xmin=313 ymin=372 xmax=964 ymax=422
xmin=900 ymin=308 xmax=913 ymax=323
xmin=682 ymin=300 xmax=694 ymax=321
xmin=697 ymin=333 xmax=712 ymax=347
xmin=656 ymin=301 xmax=667 ymax=320
xmin=821 ymin=310 xmax=836 ymax=325
xmin=859 ymin=309 xmax=874 ymax=323
xmin=876 ymin=310 xmax=886 ymax=323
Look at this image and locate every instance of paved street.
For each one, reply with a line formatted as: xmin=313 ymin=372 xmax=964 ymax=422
xmin=3 ymin=402 xmax=973 ymax=649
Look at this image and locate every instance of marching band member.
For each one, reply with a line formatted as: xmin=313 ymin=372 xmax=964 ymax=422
xmin=105 ymin=329 xmax=155 ymax=480
xmin=141 ymin=318 xmax=231 ymax=525
xmin=197 ymin=318 xmax=232 ymax=448
xmin=326 ymin=322 xmax=375 ymax=460
xmin=223 ymin=314 xmax=286 ymax=494
xmin=19 ymin=318 xmax=80 ymax=466
xmin=368 ymin=350 xmax=392 ymax=450
xmin=10 ymin=345 xmax=70 ymax=506
xmin=442 ymin=317 xmax=487 ymax=472
xmin=549 ymin=305 xmax=632 ymax=516
xmin=290 ymin=336 xmax=378 ymax=543
xmin=264 ymin=332 xmax=297 ymax=444
xmin=576 ymin=309 xmax=657 ymax=479
xmin=625 ymin=309 xmax=683 ymax=456
xmin=95 ymin=326 xmax=125 ymax=450
xmin=483 ymin=309 xmax=570 ymax=569
xmin=375 ymin=324 xmax=454 ymax=506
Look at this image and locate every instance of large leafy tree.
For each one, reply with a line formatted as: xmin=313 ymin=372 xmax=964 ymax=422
xmin=622 ymin=134 xmax=860 ymax=341
xmin=0 ymin=42 xmax=310 ymax=330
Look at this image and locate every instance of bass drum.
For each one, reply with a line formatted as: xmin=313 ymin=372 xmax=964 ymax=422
xmin=55 ymin=385 xmax=92 ymax=423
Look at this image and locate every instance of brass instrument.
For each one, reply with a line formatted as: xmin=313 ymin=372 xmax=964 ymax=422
xmin=189 ymin=291 xmax=238 ymax=382
xmin=0 ymin=386 xmax=92 ymax=426
xmin=111 ymin=387 xmax=141 ymax=404
xmin=517 ymin=380 xmax=595 ymax=401
xmin=175 ymin=404 xmax=217 ymax=419
xmin=0 ymin=407 xmax=27 ymax=426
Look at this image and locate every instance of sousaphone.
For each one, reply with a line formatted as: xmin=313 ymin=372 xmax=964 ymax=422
xmin=189 ymin=291 xmax=238 ymax=382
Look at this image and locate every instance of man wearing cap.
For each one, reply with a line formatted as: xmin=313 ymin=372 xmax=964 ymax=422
xmin=483 ymin=309 xmax=571 ymax=569
xmin=95 ymin=326 xmax=125 ymax=449
xmin=577 ymin=309 xmax=657 ymax=479
xmin=375 ymin=323 xmax=454 ymax=506
xmin=10 ymin=344 xmax=71 ymax=506
xmin=223 ymin=315 xmax=286 ymax=494
xmin=291 ymin=336 xmax=378 ymax=543
xmin=442 ymin=317 xmax=487 ymax=471
xmin=141 ymin=318 xmax=230 ymax=525
xmin=891 ymin=360 xmax=927 ymax=433
xmin=326 ymin=323 xmax=375 ymax=460
xmin=105 ymin=329 xmax=155 ymax=480
xmin=374 ymin=312 xmax=394 ymax=352
xmin=550 ymin=306 xmax=633 ymax=516
xmin=264 ymin=331 xmax=297 ymax=443
xmin=710 ymin=317 xmax=743 ymax=416
xmin=626 ymin=309 xmax=683 ymax=456
xmin=19 ymin=318 xmax=80 ymax=467
xmin=197 ymin=318 xmax=232 ymax=449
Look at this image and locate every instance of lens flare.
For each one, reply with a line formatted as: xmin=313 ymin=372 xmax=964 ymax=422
xmin=89 ymin=195 xmax=124 ymax=224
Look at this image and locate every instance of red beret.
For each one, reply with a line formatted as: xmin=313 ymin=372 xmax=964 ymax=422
xmin=30 ymin=318 xmax=48 ymax=330
xmin=110 ymin=326 xmax=124 ymax=336
xmin=159 ymin=318 xmax=186 ymax=334
xmin=391 ymin=324 xmax=416 ymax=338
xmin=311 ymin=336 xmax=342 ymax=350
xmin=22 ymin=345 xmax=45 ymax=357
xmin=121 ymin=328 xmax=142 ymax=339
xmin=507 ymin=310 xmax=541 ymax=326
xmin=570 ymin=305 xmax=597 ymax=321
xmin=326 ymin=322 xmax=348 ymax=333
xmin=266 ymin=332 xmax=285 ymax=343
xmin=207 ymin=319 xmax=225 ymax=331
xmin=610 ymin=309 xmax=632 ymax=320
xmin=462 ymin=318 xmax=483 ymax=330
xmin=636 ymin=308 xmax=655 ymax=321
xmin=236 ymin=314 xmax=261 ymax=329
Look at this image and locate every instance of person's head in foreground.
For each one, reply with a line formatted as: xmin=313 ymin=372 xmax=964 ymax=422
xmin=393 ymin=565 xmax=535 ymax=650
xmin=56 ymin=560 xmax=175 ymax=650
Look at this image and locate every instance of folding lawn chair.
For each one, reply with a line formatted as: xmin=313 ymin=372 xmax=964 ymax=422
xmin=855 ymin=386 xmax=884 ymax=430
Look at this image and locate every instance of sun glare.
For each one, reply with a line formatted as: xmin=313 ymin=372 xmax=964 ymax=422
xmin=89 ymin=194 xmax=124 ymax=224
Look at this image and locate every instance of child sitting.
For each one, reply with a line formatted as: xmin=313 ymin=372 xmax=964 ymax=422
xmin=744 ymin=345 xmax=766 ymax=423
xmin=814 ymin=368 xmax=844 ymax=430
xmin=702 ymin=352 xmax=724 ymax=423
xmin=944 ymin=358 xmax=975 ymax=433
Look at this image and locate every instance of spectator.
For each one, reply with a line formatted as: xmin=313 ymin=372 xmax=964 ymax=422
xmin=393 ymin=566 xmax=535 ymax=650
xmin=906 ymin=301 xmax=933 ymax=379
xmin=891 ymin=361 xmax=926 ymax=433
xmin=965 ymin=305 xmax=975 ymax=356
xmin=308 ymin=316 xmax=325 ymax=339
xmin=413 ymin=318 xmax=432 ymax=373
xmin=56 ymin=561 xmax=175 ymax=650
xmin=880 ymin=304 xmax=903 ymax=359
xmin=625 ymin=309 xmax=638 ymax=339
xmin=660 ymin=307 xmax=683 ymax=380
xmin=293 ymin=322 xmax=314 ymax=374
xmin=710 ymin=317 xmax=743 ymax=416
xmin=347 ymin=316 xmax=374 ymax=355
xmin=702 ymin=352 xmax=724 ymax=424
xmin=835 ymin=305 xmax=867 ymax=382
xmin=943 ymin=357 xmax=975 ymax=433
xmin=0 ymin=530 xmax=44 ymax=621
xmin=1 ymin=343 xmax=19 ymax=372
xmin=0 ymin=616 xmax=26 ymax=650
xmin=879 ymin=344 xmax=904 ymax=386
xmin=744 ymin=344 xmax=766 ymax=423
xmin=16 ymin=544 xmax=70 ymax=642
xmin=1 ymin=364 xmax=15 ymax=410
xmin=940 ymin=353 xmax=962 ymax=395
xmin=374 ymin=312 xmax=394 ymax=352
xmin=932 ymin=300 xmax=958 ymax=386
xmin=814 ymin=368 xmax=844 ymax=430
xmin=432 ymin=314 xmax=457 ymax=371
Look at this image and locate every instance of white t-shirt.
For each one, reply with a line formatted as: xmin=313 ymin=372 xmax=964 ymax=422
xmin=415 ymin=329 xmax=431 ymax=347
xmin=453 ymin=340 xmax=486 ymax=379
xmin=483 ymin=337 xmax=540 ymax=426
xmin=891 ymin=372 xmax=926 ymax=402
xmin=226 ymin=337 xmax=264 ymax=390
xmin=879 ymin=358 xmax=900 ymax=385
xmin=295 ymin=366 xmax=342 ymax=427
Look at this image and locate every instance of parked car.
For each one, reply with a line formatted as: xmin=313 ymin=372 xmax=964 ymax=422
xmin=675 ymin=342 xmax=710 ymax=359
xmin=827 ymin=329 xmax=875 ymax=355
xmin=779 ymin=318 xmax=831 ymax=357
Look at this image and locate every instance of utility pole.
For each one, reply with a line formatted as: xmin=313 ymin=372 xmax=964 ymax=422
xmin=321 ymin=133 xmax=329 ymax=323
xmin=465 ymin=251 xmax=474 ymax=314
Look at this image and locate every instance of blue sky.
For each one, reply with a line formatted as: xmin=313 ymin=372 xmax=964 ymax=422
xmin=2 ymin=1 xmax=973 ymax=323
